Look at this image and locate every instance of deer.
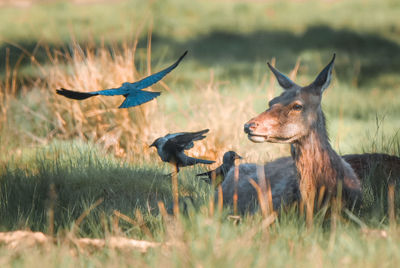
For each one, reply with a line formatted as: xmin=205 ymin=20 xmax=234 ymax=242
xmin=219 ymin=153 xmax=400 ymax=215
xmin=219 ymin=156 xmax=299 ymax=214
xmin=220 ymin=55 xmax=400 ymax=216
xmin=243 ymin=54 xmax=362 ymax=220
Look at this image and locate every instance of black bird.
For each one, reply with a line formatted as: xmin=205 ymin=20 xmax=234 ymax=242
xmin=150 ymin=129 xmax=215 ymax=172
xmin=56 ymin=51 xmax=188 ymax=108
xmin=196 ymin=151 xmax=242 ymax=185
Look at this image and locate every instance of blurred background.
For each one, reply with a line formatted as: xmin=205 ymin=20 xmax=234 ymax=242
xmin=1 ymin=0 xmax=399 ymax=165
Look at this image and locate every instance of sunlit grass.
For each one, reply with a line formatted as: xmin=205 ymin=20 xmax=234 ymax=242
xmin=0 ymin=0 xmax=400 ymax=266
xmin=0 ymin=140 xmax=399 ymax=267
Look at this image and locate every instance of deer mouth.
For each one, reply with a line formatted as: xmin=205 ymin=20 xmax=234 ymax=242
xmin=247 ymin=133 xmax=296 ymax=144
xmin=247 ymin=134 xmax=267 ymax=143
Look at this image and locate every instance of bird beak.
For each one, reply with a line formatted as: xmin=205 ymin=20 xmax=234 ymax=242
xmin=149 ymin=142 xmax=155 ymax=148
xmin=236 ymin=154 xmax=243 ymax=160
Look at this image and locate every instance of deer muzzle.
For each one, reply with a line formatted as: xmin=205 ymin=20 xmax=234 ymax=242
xmin=244 ymin=122 xmax=268 ymax=143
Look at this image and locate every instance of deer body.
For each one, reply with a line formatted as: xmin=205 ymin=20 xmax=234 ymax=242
xmin=219 ymin=157 xmax=299 ymax=214
xmin=244 ymin=55 xmax=362 ymax=210
xmin=220 ymin=153 xmax=399 ymax=213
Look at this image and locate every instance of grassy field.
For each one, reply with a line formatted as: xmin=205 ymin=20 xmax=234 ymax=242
xmin=1 ymin=0 xmax=400 ymax=266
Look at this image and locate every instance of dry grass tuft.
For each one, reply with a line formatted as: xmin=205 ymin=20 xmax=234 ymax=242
xmin=44 ymin=40 xmax=165 ymax=160
xmin=1 ymin=35 xmax=284 ymax=165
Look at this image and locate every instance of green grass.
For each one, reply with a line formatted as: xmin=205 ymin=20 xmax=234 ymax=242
xmin=0 ymin=140 xmax=399 ymax=267
xmin=0 ymin=140 xmax=212 ymax=235
xmin=2 ymin=0 xmax=400 ymax=87
xmin=0 ymin=139 xmax=398 ymax=266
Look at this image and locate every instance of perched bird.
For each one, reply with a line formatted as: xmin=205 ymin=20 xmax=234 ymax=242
xmin=56 ymin=51 xmax=188 ymax=108
xmin=196 ymin=151 xmax=242 ymax=185
xmin=150 ymin=129 xmax=215 ymax=173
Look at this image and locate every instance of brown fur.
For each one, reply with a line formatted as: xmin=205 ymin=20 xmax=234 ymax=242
xmin=343 ymin=153 xmax=400 ymax=184
xmin=220 ymin=152 xmax=400 ymax=213
xmin=244 ymin=55 xmax=362 ymax=208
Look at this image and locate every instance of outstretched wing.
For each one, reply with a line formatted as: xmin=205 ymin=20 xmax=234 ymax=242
xmin=56 ymin=86 xmax=137 ymax=100
xmin=56 ymin=88 xmax=98 ymax=100
xmin=56 ymin=82 xmax=146 ymax=100
xmin=162 ymin=129 xmax=209 ymax=153
xmin=119 ymin=90 xmax=161 ymax=108
xmin=125 ymin=50 xmax=187 ymax=91
xmin=56 ymin=50 xmax=187 ymax=102
xmin=166 ymin=129 xmax=209 ymax=152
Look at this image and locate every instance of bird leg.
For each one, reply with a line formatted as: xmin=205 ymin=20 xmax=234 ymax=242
xmin=164 ymin=164 xmax=180 ymax=177
xmin=171 ymin=163 xmax=180 ymax=217
xmin=211 ymin=170 xmax=217 ymax=187
xmin=175 ymin=164 xmax=180 ymax=174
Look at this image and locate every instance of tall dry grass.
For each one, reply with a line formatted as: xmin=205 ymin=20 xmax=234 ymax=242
xmin=1 ymin=33 xmax=292 ymax=165
xmin=44 ymin=40 xmax=164 ymax=160
xmin=0 ymin=47 xmax=24 ymax=146
xmin=42 ymin=41 xmax=254 ymax=162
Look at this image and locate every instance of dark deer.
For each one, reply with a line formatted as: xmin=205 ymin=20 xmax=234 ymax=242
xmin=220 ymin=156 xmax=299 ymax=214
xmin=220 ymin=153 xmax=400 ymax=214
xmin=244 ymin=55 xmax=362 ymax=217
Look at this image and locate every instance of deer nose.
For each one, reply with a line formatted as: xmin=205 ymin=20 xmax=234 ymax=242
xmin=244 ymin=122 xmax=258 ymax=134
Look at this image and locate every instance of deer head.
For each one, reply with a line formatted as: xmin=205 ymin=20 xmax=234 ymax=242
xmin=244 ymin=54 xmax=335 ymax=144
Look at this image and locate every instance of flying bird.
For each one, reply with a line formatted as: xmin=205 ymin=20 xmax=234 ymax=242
xmin=56 ymin=51 xmax=188 ymax=108
xmin=196 ymin=151 xmax=242 ymax=185
xmin=150 ymin=129 xmax=215 ymax=173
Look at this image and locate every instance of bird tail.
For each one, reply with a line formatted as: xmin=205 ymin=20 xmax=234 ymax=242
xmin=184 ymin=156 xmax=215 ymax=166
xmin=56 ymin=88 xmax=96 ymax=100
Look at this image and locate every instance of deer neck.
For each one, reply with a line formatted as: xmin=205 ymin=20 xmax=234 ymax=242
xmin=292 ymin=111 xmax=344 ymax=194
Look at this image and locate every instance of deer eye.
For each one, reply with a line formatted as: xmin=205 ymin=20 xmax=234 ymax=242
xmin=292 ymin=104 xmax=303 ymax=111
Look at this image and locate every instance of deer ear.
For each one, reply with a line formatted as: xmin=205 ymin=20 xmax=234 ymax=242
xmin=267 ymin=62 xmax=298 ymax=91
xmin=311 ymin=54 xmax=335 ymax=94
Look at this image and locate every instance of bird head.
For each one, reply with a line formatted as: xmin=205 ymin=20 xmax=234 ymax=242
xmin=223 ymin=151 xmax=243 ymax=165
xmin=149 ymin=138 xmax=160 ymax=148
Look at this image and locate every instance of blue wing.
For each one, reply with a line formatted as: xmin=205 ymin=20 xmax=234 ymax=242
xmin=119 ymin=90 xmax=161 ymax=108
xmin=91 ymin=87 xmax=128 ymax=96
xmin=56 ymin=51 xmax=187 ymax=105
xmin=123 ymin=50 xmax=188 ymax=91
xmin=56 ymin=88 xmax=98 ymax=100
xmin=56 ymin=87 xmax=127 ymax=99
